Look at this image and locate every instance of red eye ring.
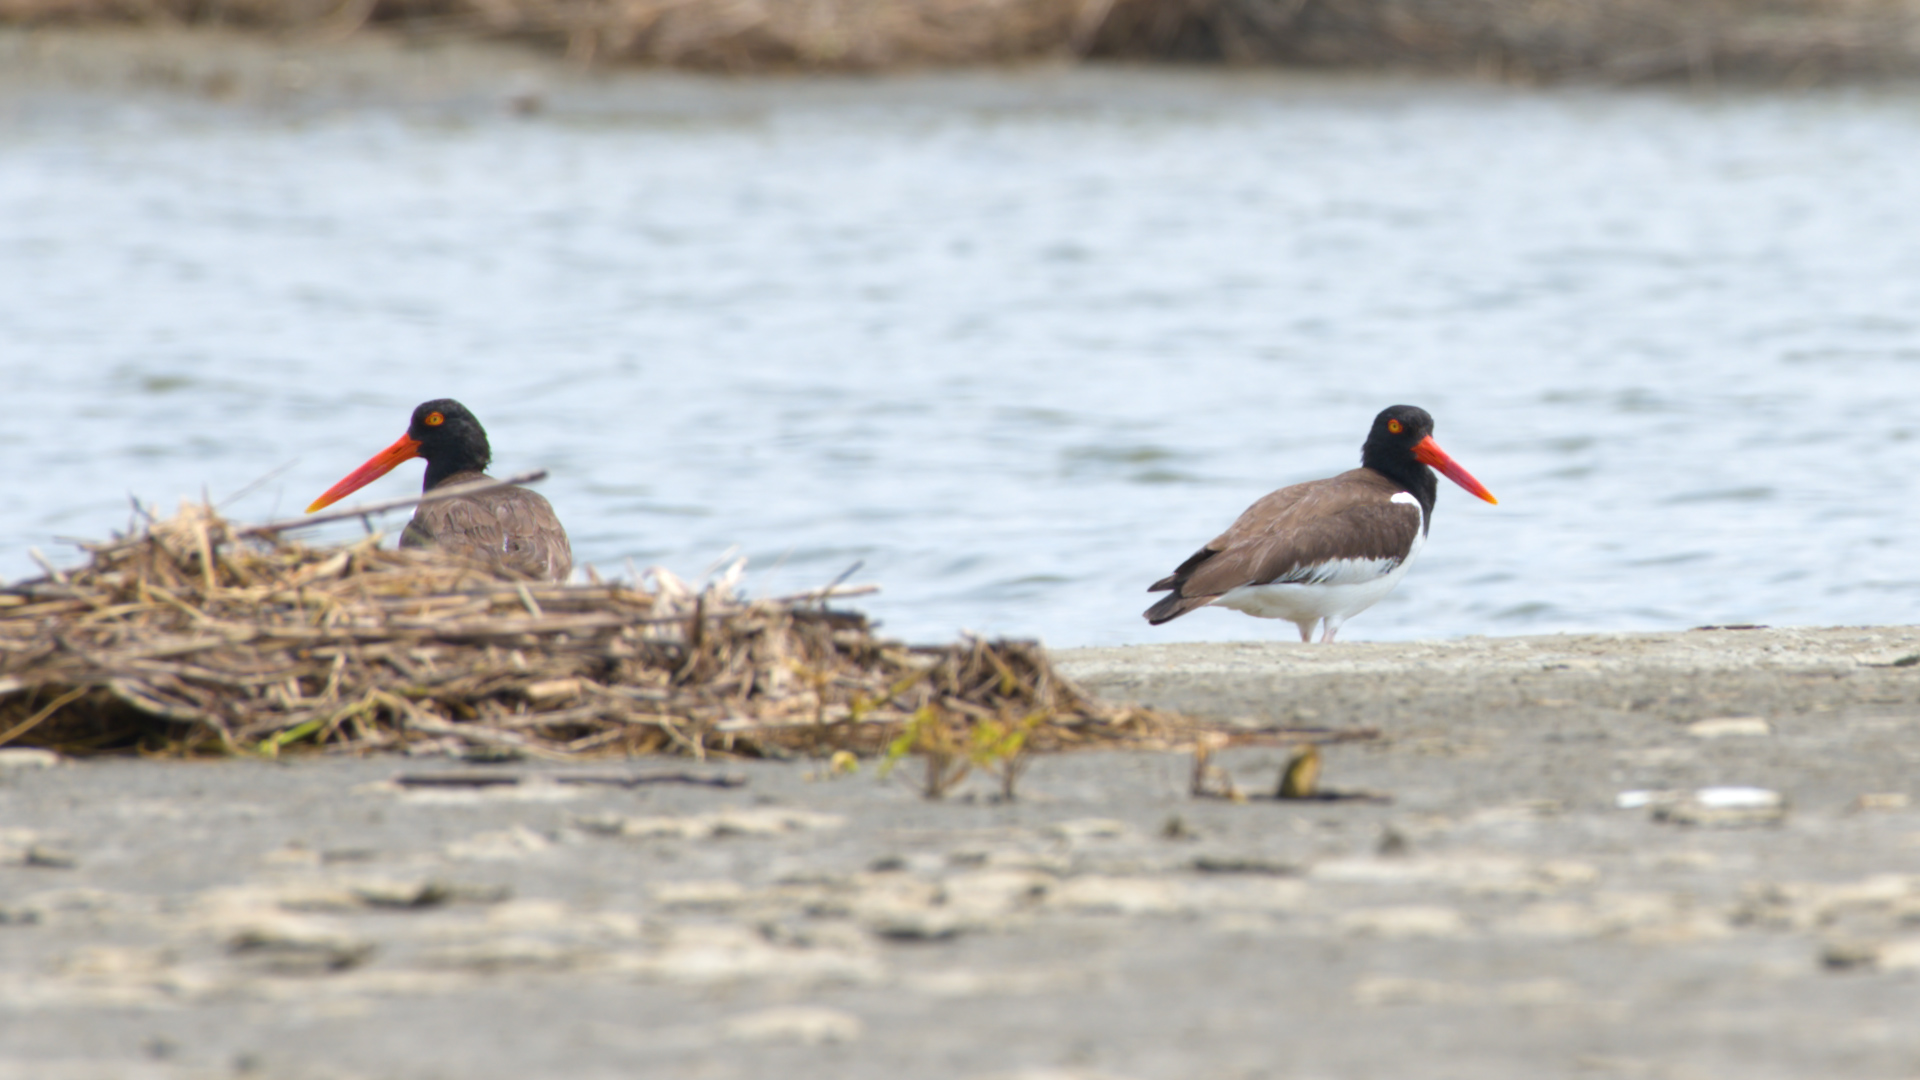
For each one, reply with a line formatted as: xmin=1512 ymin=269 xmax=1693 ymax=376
xmin=424 ymin=412 xmax=444 ymax=426
xmin=1387 ymin=418 xmax=1403 ymax=434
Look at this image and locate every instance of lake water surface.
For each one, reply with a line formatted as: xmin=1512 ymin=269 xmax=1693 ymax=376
xmin=6 ymin=64 xmax=1920 ymax=646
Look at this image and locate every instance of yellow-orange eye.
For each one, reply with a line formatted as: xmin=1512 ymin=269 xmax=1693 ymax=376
xmin=424 ymin=412 xmax=444 ymax=427
xmin=1387 ymin=418 xmax=1403 ymax=434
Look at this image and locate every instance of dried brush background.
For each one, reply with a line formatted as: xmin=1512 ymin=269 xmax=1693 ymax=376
xmin=0 ymin=503 xmax=1184 ymax=761
xmin=4 ymin=0 xmax=1919 ymax=81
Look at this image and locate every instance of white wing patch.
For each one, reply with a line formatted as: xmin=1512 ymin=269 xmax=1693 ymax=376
xmin=1287 ymin=556 xmax=1403 ymax=586
xmin=1390 ymin=491 xmax=1430 ymax=535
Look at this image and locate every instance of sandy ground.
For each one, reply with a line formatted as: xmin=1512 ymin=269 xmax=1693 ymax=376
xmin=2 ymin=626 xmax=1918 ymax=1079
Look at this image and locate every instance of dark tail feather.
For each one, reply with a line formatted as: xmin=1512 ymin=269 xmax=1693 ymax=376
xmin=1146 ymin=547 xmax=1221 ymax=623
xmin=1144 ymin=591 xmax=1210 ymax=625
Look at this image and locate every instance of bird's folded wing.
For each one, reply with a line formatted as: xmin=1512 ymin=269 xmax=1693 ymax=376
xmin=1173 ymin=478 xmax=1422 ymax=600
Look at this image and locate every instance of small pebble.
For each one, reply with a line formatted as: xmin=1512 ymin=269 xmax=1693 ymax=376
xmin=1046 ymin=818 xmax=1129 ymax=842
xmin=228 ymin=922 xmax=375 ymax=973
xmin=24 ymin=844 xmax=76 ymax=869
xmin=1821 ymin=940 xmax=1882 ymax=971
xmin=723 ymin=1006 xmax=863 ymax=1045
xmin=1192 ymin=854 xmax=1300 ymax=876
xmin=351 ymin=879 xmax=453 ymax=909
xmin=1695 ymin=786 xmax=1784 ymax=809
xmin=1654 ymin=787 xmax=1786 ymax=828
xmin=1686 ymin=717 xmax=1771 ymax=738
xmin=864 ymin=909 xmax=967 ymax=941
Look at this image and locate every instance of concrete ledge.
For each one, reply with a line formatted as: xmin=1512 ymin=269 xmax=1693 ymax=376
xmin=1058 ymin=626 xmax=1920 ymax=728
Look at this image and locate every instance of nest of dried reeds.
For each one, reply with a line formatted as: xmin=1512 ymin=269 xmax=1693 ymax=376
xmin=0 ymin=503 xmax=1183 ymax=760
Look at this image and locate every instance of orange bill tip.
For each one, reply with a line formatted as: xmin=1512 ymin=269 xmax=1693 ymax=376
xmin=1411 ymin=436 xmax=1498 ymax=505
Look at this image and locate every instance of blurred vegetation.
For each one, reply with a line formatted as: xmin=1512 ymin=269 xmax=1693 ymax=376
xmin=2 ymin=0 xmax=1917 ymax=81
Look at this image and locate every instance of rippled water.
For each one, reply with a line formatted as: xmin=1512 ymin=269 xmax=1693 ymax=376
xmin=6 ymin=67 xmax=1920 ymax=646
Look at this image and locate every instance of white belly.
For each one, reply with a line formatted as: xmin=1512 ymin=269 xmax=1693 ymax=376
xmin=1212 ymin=512 xmax=1425 ymax=640
xmin=1214 ymin=561 xmax=1410 ymax=623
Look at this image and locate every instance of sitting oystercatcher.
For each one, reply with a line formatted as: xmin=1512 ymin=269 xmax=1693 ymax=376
xmin=307 ymin=399 xmax=572 ymax=582
xmin=1145 ymin=405 xmax=1495 ymax=642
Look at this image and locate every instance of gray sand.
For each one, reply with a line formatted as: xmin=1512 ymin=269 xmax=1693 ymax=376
xmin=2 ymin=626 xmax=1917 ymax=1079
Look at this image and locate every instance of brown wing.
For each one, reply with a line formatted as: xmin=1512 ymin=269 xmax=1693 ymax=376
xmin=402 ymin=473 xmax=573 ymax=582
xmin=1145 ymin=469 xmax=1421 ymax=624
xmin=490 ymin=487 xmax=573 ymax=582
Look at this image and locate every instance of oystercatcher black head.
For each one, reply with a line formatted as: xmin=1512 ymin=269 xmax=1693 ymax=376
xmin=306 ymin=399 xmax=490 ymax=512
xmin=1143 ymin=404 xmax=1495 ymax=642
xmin=305 ymin=399 xmax=572 ymax=582
xmin=1359 ymin=404 xmax=1496 ymax=524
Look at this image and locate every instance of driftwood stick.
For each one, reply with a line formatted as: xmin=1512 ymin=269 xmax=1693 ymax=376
xmin=239 ymin=470 xmax=551 ymax=538
xmin=770 ymin=583 xmax=880 ymax=604
xmin=358 ymin=582 xmax=879 ymax=609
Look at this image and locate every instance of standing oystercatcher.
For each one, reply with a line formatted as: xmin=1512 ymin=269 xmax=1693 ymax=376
xmin=307 ymin=399 xmax=573 ymax=582
xmin=1144 ymin=405 xmax=1495 ymax=641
